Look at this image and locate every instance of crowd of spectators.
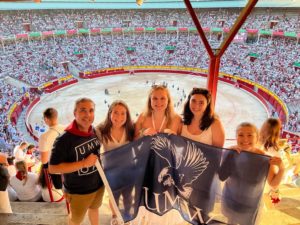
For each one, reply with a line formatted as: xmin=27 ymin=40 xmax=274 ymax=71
xmin=0 ymin=79 xmax=26 ymax=152
xmin=0 ymin=8 xmax=299 ymax=36
xmin=0 ymin=8 xmax=299 ymax=152
xmin=0 ymin=40 xmax=68 ymax=86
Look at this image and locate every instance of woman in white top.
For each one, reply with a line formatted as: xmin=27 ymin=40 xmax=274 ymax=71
xmin=180 ymin=88 xmax=225 ymax=147
xmin=96 ymin=100 xmax=134 ymax=225
xmin=259 ymin=118 xmax=289 ymax=167
xmin=10 ymin=161 xmax=41 ymax=202
xmin=259 ymin=118 xmax=288 ymax=204
xmin=219 ymin=122 xmax=284 ymax=225
xmin=180 ymin=88 xmax=225 ymax=224
xmin=134 ymin=85 xmax=181 ymax=138
xmin=134 ymin=85 xmax=182 ymax=225
xmin=37 ymin=165 xmax=64 ymax=202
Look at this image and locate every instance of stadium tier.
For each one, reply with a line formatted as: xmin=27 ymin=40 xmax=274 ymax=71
xmin=0 ymin=7 xmax=299 ymax=152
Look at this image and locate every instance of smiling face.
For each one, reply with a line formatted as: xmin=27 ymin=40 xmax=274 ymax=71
xmin=74 ymin=100 xmax=95 ymax=132
xmin=189 ymin=94 xmax=208 ymax=118
xmin=150 ymin=89 xmax=169 ymax=112
xmin=110 ymin=104 xmax=127 ymax=129
xmin=236 ymin=125 xmax=258 ymax=151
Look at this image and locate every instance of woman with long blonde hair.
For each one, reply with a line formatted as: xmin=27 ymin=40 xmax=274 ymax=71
xmin=134 ymin=85 xmax=181 ymax=138
xmin=259 ymin=118 xmax=290 ymax=204
xmin=134 ymin=85 xmax=182 ymax=224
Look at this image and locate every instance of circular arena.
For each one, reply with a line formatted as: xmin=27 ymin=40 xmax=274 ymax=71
xmin=27 ymin=72 xmax=268 ymax=147
xmin=0 ymin=1 xmax=299 ymax=225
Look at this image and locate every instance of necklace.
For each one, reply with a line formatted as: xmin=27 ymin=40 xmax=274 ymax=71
xmin=152 ymin=113 xmax=166 ymax=132
xmin=111 ymin=128 xmax=124 ymax=143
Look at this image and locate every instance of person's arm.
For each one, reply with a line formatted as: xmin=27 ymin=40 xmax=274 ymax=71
xmin=218 ymin=150 xmax=235 ymax=181
xmin=134 ymin=114 xmax=144 ymax=140
xmin=211 ymin=118 xmax=225 ymax=148
xmin=49 ymin=154 xmax=98 ymax=174
xmin=40 ymin=152 xmax=49 ymax=165
xmin=167 ymin=114 xmax=182 ymax=135
xmin=267 ymin=156 xmax=285 ymax=188
xmin=134 ymin=114 xmax=156 ymax=138
xmin=38 ymin=134 xmax=50 ymax=164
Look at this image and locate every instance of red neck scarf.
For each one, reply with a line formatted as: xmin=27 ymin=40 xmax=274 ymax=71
xmin=65 ymin=120 xmax=94 ymax=137
xmin=16 ymin=171 xmax=26 ymax=181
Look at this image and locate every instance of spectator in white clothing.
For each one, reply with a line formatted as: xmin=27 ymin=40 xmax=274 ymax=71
xmin=37 ymin=164 xmax=64 ymax=202
xmin=38 ymin=108 xmax=65 ymax=164
xmin=10 ymin=160 xmax=42 ymax=202
xmin=13 ymin=142 xmax=28 ymax=162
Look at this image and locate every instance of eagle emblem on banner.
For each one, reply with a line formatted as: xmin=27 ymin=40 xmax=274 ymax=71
xmin=151 ymin=136 xmax=209 ymax=199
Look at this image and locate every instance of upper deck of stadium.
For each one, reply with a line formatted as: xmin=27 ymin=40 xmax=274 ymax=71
xmin=0 ymin=0 xmax=299 ymax=10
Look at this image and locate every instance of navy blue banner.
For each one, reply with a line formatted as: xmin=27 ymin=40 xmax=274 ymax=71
xmin=100 ymin=134 xmax=270 ymax=225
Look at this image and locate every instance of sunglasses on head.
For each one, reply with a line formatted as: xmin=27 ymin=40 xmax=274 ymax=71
xmin=152 ymin=84 xmax=167 ymax=88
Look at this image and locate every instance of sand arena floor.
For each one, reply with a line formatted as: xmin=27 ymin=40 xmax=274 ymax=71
xmin=27 ymin=72 xmax=268 ymax=147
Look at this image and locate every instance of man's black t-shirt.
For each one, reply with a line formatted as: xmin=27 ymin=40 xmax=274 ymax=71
xmin=50 ymin=132 xmax=103 ymax=194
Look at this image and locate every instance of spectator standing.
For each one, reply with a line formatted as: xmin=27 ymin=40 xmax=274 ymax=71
xmin=13 ymin=141 xmax=28 ymax=162
xmin=38 ymin=108 xmax=65 ymax=165
xmin=49 ymin=98 xmax=104 ymax=225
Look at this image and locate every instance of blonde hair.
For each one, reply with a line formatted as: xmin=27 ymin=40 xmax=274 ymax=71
xmin=236 ymin=122 xmax=259 ymax=137
xmin=260 ymin=118 xmax=281 ymax=151
xmin=144 ymin=85 xmax=175 ymax=127
xmin=15 ymin=161 xmax=28 ymax=185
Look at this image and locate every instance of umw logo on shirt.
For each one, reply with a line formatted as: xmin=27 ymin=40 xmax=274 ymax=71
xmin=75 ymin=138 xmax=100 ymax=176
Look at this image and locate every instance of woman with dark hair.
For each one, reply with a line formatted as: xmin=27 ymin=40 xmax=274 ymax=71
xmin=178 ymin=88 xmax=225 ymax=223
xmin=181 ymin=87 xmax=225 ymax=147
xmin=37 ymin=164 xmax=64 ymax=202
xmin=96 ymin=100 xmax=134 ymax=151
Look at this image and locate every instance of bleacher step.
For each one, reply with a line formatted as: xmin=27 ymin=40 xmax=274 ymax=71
xmin=0 ymin=213 xmax=67 ymax=225
xmin=0 ymin=202 xmax=68 ymax=225
xmin=10 ymin=202 xmax=68 ymax=214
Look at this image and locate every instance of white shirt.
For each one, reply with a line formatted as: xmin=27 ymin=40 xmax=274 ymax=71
xmin=38 ymin=124 xmax=65 ymax=162
xmin=10 ymin=173 xmax=42 ymax=201
xmin=101 ymin=130 xmax=128 ymax=152
xmin=181 ymin=125 xmax=213 ymax=145
xmin=41 ymin=187 xmax=64 ymax=202
xmin=13 ymin=146 xmax=26 ymax=162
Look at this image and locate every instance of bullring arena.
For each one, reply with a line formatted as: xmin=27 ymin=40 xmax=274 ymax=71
xmin=0 ymin=0 xmax=300 ymax=225
xmin=27 ymin=72 xmax=268 ymax=146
